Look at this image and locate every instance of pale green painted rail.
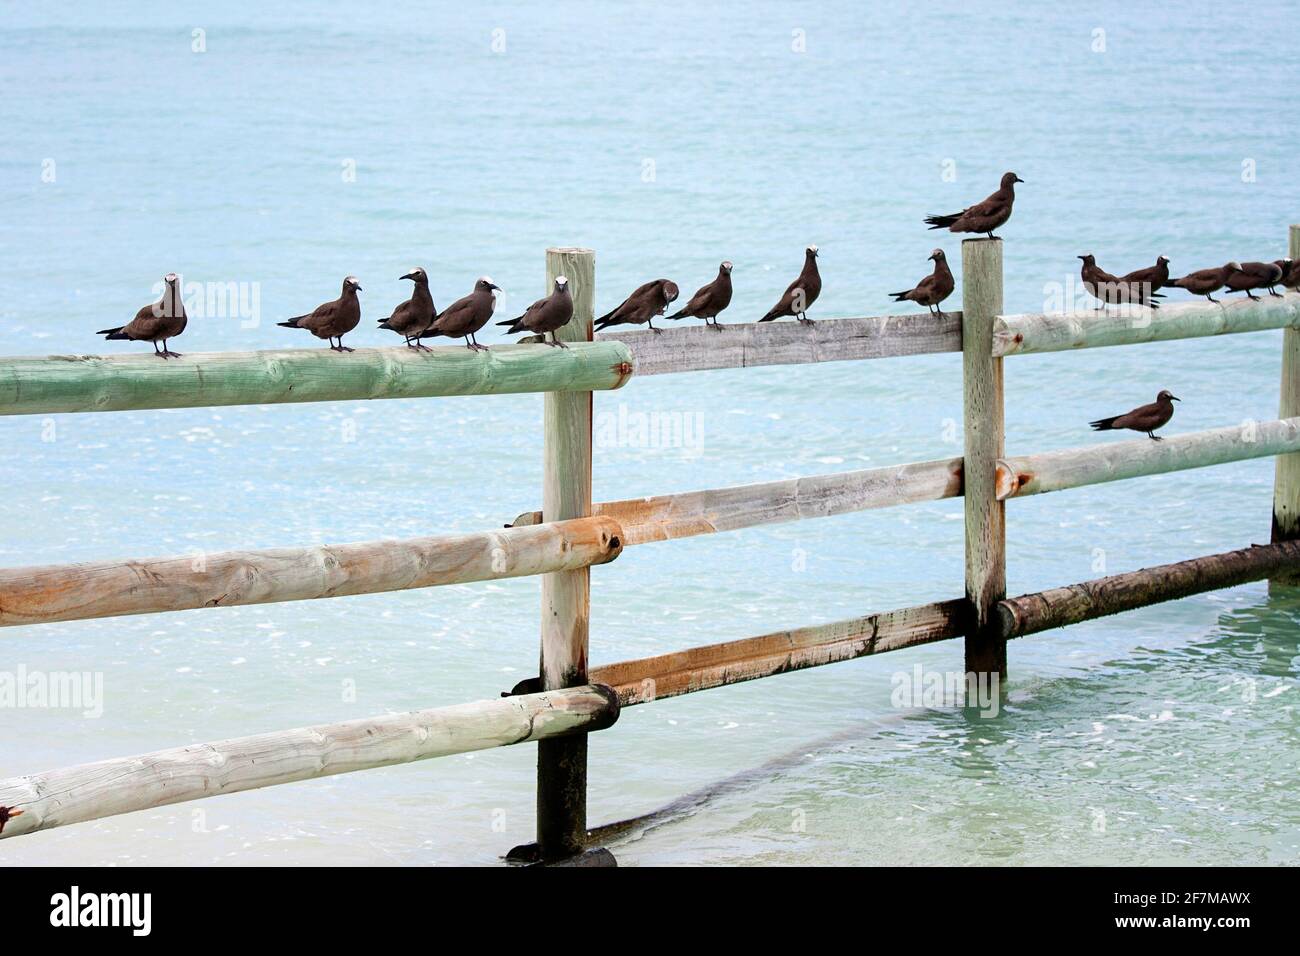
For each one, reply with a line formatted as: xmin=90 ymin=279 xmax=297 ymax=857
xmin=0 ymin=341 xmax=634 ymax=415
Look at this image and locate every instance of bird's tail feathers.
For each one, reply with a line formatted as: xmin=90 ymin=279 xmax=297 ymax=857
xmin=97 ymin=326 xmax=128 ymax=339
xmin=924 ymin=213 xmax=959 ymax=229
xmin=1089 ymin=416 xmax=1119 ymax=431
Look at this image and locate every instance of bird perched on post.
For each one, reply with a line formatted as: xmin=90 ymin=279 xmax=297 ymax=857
xmin=417 ymin=277 xmax=500 ymax=351
xmin=1090 ymin=390 xmax=1180 ymax=441
xmin=278 ymin=276 xmax=363 ymax=351
xmin=1078 ymin=254 xmax=1162 ymax=309
xmin=1167 ymin=262 xmax=1243 ymax=303
xmin=98 ymin=273 xmax=188 ymax=358
xmin=1119 ymin=255 xmax=1174 ymax=304
xmin=760 ymin=246 xmax=821 ymax=323
xmin=890 ymin=249 xmax=954 ymax=317
xmin=1224 ymin=261 xmax=1285 ymax=300
xmin=497 ymin=275 xmax=574 ymax=347
xmin=378 ymin=267 xmax=436 ymax=350
xmin=594 ymin=279 xmax=680 ymax=333
xmin=668 ymin=261 xmax=734 ymax=330
xmin=925 ymin=172 xmax=1024 ymax=240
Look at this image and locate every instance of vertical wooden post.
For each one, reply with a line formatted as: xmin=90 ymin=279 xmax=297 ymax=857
xmin=961 ymin=238 xmax=1007 ymax=678
xmin=1269 ymin=224 xmax=1300 ymax=588
xmin=536 ymin=247 xmax=595 ymax=860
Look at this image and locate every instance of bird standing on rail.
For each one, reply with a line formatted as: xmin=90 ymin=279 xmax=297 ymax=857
xmin=498 ymin=275 xmax=574 ymax=347
xmin=1224 ymin=261 xmax=1285 ymax=300
xmin=1167 ymin=262 xmax=1243 ymax=303
xmin=925 ymin=172 xmax=1023 ymax=240
xmin=98 ymin=273 xmax=188 ymax=359
xmin=1119 ymin=255 xmax=1174 ymax=303
xmin=760 ymin=246 xmax=821 ymax=324
xmin=418 ymin=276 xmax=500 ymax=351
xmin=1078 ymin=254 xmax=1162 ymax=309
xmin=278 ymin=276 xmax=363 ymax=351
xmin=891 ymin=248 xmax=954 ymax=317
xmin=1090 ymin=390 xmax=1180 ymax=441
xmin=1272 ymin=259 xmax=1298 ymax=291
xmin=594 ymin=279 xmax=680 ymax=333
xmin=668 ymin=261 xmax=734 ymax=330
xmin=378 ymin=267 xmax=437 ymax=350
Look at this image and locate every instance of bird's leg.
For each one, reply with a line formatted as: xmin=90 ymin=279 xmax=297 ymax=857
xmin=647 ymin=317 xmax=662 ymax=334
xmin=1148 ymin=432 xmax=1162 ymax=442
xmin=1246 ymin=291 xmax=1260 ymax=301
xmin=797 ymin=312 xmax=815 ymax=325
xmin=1206 ymin=294 xmax=1219 ymax=304
xmin=1270 ymin=287 xmax=1283 ymax=297
xmin=153 ymin=342 xmax=167 ymax=359
xmin=550 ymin=332 xmax=568 ymax=349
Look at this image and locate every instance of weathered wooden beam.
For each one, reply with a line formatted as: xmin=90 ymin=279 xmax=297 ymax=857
xmin=995 ymin=417 xmax=1300 ymax=500
xmin=594 ymin=310 xmax=961 ymax=376
xmin=0 ymin=341 xmax=634 ymax=416
xmin=0 ymin=516 xmax=623 ymax=627
xmin=536 ymin=248 xmax=596 ymax=861
xmin=997 ymin=541 xmax=1300 ymax=639
xmin=508 ymin=456 xmax=964 ymax=545
xmin=1271 ymin=226 xmax=1300 ymax=587
xmin=0 ymin=685 xmax=620 ymax=840
xmin=993 ymin=292 xmax=1300 ymax=358
xmin=962 ymin=238 xmax=1007 ymax=678
xmin=590 ymin=600 xmax=966 ymax=705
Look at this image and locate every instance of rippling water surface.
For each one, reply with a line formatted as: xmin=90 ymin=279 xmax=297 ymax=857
xmin=0 ymin=1 xmax=1297 ymax=865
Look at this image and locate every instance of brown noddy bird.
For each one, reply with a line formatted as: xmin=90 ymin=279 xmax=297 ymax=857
xmin=1078 ymin=254 xmax=1162 ymax=309
xmin=97 ymin=272 xmax=188 ymax=358
xmin=1090 ymin=389 xmax=1180 ymax=441
xmin=378 ymin=267 xmax=436 ymax=350
xmin=1167 ymin=262 xmax=1243 ymax=303
xmin=925 ymin=172 xmax=1023 ymax=240
xmin=760 ymin=245 xmax=821 ymax=324
xmin=668 ymin=261 xmax=734 ymax=330
xmin=1119 ymin=255 xmax=1173 ymax=303
xmin=278 ymin=276 xmax=363 ymax=351
xmin=1272 ymin=259 xmax=1298 ymax=291
xmin=497 ymin=275 xmax=573 ymax=347
xmin=417 ymin=276 xmax=500 ymax=351
xmin=594 ymin=279 xmax=680 ymax=334
xmin=890 ymin=248 xmax=954 ymax=316
xmin=1224 ymin=261 xmax=1285 ymax=300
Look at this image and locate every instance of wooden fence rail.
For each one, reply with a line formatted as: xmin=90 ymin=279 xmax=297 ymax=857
xmin=994 ymin=293 xmax=1300 ymax=357
xmin=0 ymin=685 xmax=619 ymax=840
xmin=0 ymin=341 xmax=633 ymax=416
xmin=0 ymin=516 xmax=623 ymax=627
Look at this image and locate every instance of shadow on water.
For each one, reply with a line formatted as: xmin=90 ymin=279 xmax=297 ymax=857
xmin=582 ymin=586 xmax=1300 ymax=854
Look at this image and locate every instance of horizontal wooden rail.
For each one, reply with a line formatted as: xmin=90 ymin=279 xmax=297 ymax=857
xmin=590 ymin=600 xmax=966 ymax=705
xmin=996 ymin=417 xmax=1300 ymax=500
xmin=993 ymin=292 xmax=1300 ymax=357
xmin=0 ymin=517 xmax=623 ymax=627
xmin=595 ymin=311 xmax=961 ymax=376
xmin=510 ymin=456 xmax=964 ymax=544
xmin=998 ymin=540 xmax=1300 ymax=638
xmin=0 ymin=341 xmax=634 ymax=416
xmin=0 ymin=685 xmax=619 ymax=840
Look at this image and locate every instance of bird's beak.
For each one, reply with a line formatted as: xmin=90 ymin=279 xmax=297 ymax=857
xmin=1171 ymin=395 xmax=1182 ymax=402
xmin=489 ymin=283 xmax=501 ymax=292
xmin=355 ymin=284 xmax=363 ymax=292
xmin=400 ymin=272 xmax=416 ymax=281
xmin=1077 ymin=255 xmax=1086 ymax=261
xmin=1015 ymin=176 xmax=1025 ymax=183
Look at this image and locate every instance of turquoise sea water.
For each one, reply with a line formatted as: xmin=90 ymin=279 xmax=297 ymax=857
xmin=0 ymin=1 xmax=1297 ymax=865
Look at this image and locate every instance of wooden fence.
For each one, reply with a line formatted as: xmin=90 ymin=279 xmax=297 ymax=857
xmin=2 ymin=228 xmax=1298 ymax=864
